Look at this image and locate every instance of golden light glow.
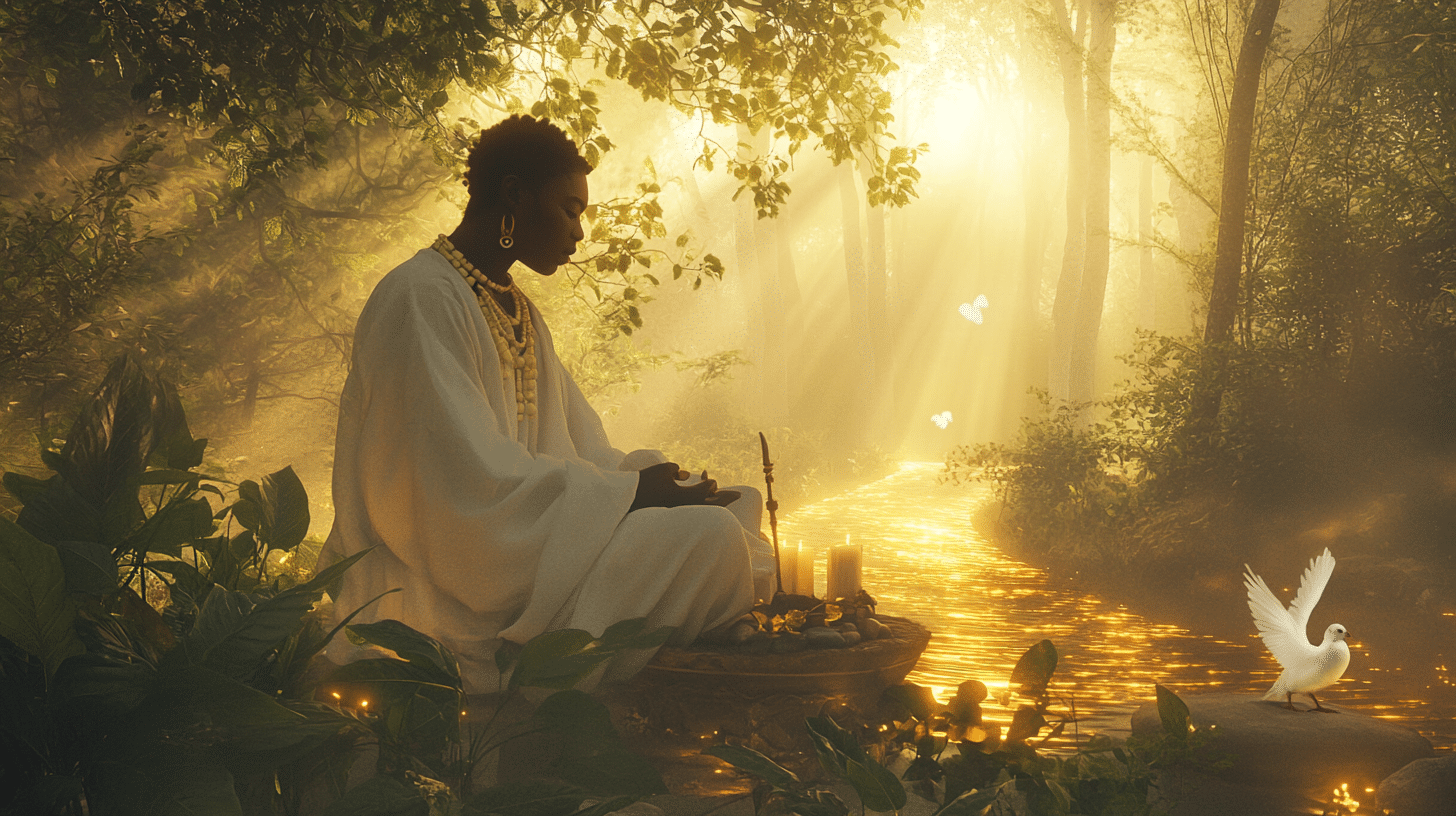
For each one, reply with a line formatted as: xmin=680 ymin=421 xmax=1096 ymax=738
xmin=359 ymin=699 xmax=369 ymax=708
xmin=331 ymin=691 xmax=341 ymax=699
xmin=776 ymin=462 xmax=1456 ymax=752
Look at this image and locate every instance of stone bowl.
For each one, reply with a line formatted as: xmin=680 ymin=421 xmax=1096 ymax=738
xmin=636 ymin=614 xmax=932 ymax=701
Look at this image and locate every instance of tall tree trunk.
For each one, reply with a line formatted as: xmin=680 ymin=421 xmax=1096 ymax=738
xmin=1137 ymin=155 xmax=1156 ymax=330
xmin=1047 ymin=0 xmax=1089 ymax=403
xmin=1204 ymin=0 xmax=1282 ymax=344
xmin=1068 ymin=0 xmax=1114 ymax=405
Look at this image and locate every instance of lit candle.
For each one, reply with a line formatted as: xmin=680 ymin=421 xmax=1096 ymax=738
xmin=796 ymin=542 xmax=815 ymax=598
xmin=827 ymin=534 xmax=862 ymax=601
xmin=780 ymin=542 xmax=800 ymax=595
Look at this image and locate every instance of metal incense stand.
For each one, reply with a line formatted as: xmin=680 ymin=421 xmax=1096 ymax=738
xmin=759 ymin=431 xmax=783 ymax=596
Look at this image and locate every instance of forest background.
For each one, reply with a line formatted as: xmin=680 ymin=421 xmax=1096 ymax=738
xmin=1 ymin=0 xmax=1454 ymax=605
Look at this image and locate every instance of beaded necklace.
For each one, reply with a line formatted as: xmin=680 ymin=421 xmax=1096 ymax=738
xmin=432 ymin=235 xmax=538 ymax=432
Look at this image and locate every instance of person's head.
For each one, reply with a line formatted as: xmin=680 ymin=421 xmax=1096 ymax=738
xmin=463 ymin=115 xmax=593 ymax=275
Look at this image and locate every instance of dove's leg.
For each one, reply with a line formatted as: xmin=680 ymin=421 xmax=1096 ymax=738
xmin=1284 ymin=692 xmax=1298 ymax=711
xmin=1308 ymin=693 xmax=1338 ymax=714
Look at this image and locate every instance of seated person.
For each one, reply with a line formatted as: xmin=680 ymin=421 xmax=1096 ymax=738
xmin=319 ymin=115 xmax=772 ymax=692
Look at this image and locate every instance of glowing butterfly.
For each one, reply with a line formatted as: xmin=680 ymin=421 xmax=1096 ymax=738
xmin=958 ymin=294 xmax=990 ymax=325
xmin=932 ymin=411 xmax=953 ymax=429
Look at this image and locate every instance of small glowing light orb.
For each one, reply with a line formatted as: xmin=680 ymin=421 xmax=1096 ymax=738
xmin=932 ymin=411 xmax=953 ymax=429
xmin=331 ymin=691 xmax=341 ymax=699
xmin=958 ymin=294 xmax=990 ymax=324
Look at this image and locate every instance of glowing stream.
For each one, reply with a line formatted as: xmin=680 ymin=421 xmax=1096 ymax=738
xmin=776 ymin=462 xmax=1456 ymax=752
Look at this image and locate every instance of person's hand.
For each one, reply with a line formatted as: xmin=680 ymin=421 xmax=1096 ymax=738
xmin=630 ymin=462 xmax=723 ymax=511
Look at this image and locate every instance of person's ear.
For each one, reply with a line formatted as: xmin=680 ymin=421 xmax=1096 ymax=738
xmin=499 ymin=174 xmax=525 ymax=214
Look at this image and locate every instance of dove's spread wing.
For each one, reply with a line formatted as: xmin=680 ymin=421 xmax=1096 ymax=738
xmin=1288 ymin=548 xmax=1336 ymax=635
xmin=1245 ymin=564 xmax=1312 ymax=669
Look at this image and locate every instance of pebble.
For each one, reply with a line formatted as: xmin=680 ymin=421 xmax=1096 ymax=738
xmin=770 ymin=632 xmax=807 ymax=653
xmin=860 ymin=618 xmax=891 ymax=640
xmin=802 ymin=626 xmax=847 ymax=648
xmin=726 ymin=621 xmax=759 ymax=645
xmin=840 ymin=630 xmax=862 ymax=647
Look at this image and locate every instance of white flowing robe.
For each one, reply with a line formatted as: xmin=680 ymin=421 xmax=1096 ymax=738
xmin=320 ymin=249 xmax=766 ymax=692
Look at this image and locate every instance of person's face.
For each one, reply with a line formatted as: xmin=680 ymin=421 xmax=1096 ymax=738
xmin=511 ymin=172 xmax=588 ymax=276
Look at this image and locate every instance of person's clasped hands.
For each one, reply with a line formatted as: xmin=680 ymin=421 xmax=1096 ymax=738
xmin=629 ymin=461 xmax=740 ymax=511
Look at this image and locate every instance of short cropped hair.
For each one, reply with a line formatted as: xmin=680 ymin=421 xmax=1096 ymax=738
xmin=464 ymin=115 xmax=592 ymax=210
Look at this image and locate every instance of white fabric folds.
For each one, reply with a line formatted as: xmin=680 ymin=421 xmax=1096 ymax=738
xmin=319 ymin=249 xmax=765 ymax=691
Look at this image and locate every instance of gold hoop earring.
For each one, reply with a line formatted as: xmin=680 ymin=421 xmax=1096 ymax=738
xmin=499 ymin=214 xmax=515 ymax=249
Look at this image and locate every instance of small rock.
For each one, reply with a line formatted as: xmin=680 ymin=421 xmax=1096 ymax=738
xmin=831 ymin=621 xmax=857 ymax=635
xmin=860 ymin=618 xmax=890 ymax=639
xmin=802 ymin=626 xmax=846 ymax=648
xmin=1377 ymin=755 xmax=1456 ymax=816
xmin=726 ymin=621 xmax=758 ymax=645
xmin=839 ymin=630 xmax=862 ymax=647
xmin=769 ymin=632 xmax=806 ymax=653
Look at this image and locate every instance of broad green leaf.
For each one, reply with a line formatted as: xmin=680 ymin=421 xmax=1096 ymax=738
xmin=129 ymin=496 xmax=215 ymax=557
xmin=57 ymin=354 xmax=172 ymax=511
xmin=233 ymin=466 xmax=310 ymax=551
xmin=704 ymin=744 xmax=799 ymax=786
xmin=346 ymin=618 xmax=458 ymax=683
xmin=150 ymin=662 xmax=305 ymax=729
xmin=461 ymin=781 xmax=587 ymax=816
xmin=1004 ymin=705 xmax=1049 ymax=745
xmin=55 ymin=539 xmax=118 ymax=594
xmin=881 ymin=682 xmax=940 ymax=723
xmin=533 ymin=688 xmax=618 ymax=746
xmin=930 ymin=788 xmax=998 ymax=816
xmin=187 ymin=586 xmax=315 ymax=678
xmin=845 ymin=758 xmax=907 ymax=813
xmin=805 ymin=716 xmax=869 ymax=779
xmin=1156 ymin=684 xmax=1191 ymax=738
xmin=2 ymin=470 xmax=50 ymax=505
xmin=321 ymin=775 xmax=428 ymax=816
xmin=1009 ymin=640 xmax=1058 ymax=698
xmin=15 ymin=477 xmax=102 ymax=547
xmin=507 ymin=628 xmax=596 ymax=690
xmin=0 ymin=517 xmax=85 ymax=675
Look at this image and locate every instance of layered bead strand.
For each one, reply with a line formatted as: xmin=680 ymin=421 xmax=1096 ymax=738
xmin=432 ymin=236 xmax=538 ymax=438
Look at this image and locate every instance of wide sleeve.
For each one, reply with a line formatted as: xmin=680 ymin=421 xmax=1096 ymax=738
xmin=345 ymin=262 xmax=639 ymax=633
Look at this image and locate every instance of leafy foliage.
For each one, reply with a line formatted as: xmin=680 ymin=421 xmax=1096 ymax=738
xmin=0 ymin=354 xmax=675 ymax=814
xmin=711 ymin=640 xmax=1228 ymax=816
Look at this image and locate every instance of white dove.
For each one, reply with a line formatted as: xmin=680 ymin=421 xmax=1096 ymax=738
xmin=1243 ymin=547 xmax=1351 ymax=712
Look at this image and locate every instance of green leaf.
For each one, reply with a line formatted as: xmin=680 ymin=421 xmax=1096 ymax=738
xmin=55 ymin=539 xmax=118 ymax=594
xmin=233 ymin=466 xmax=310 ymax=551
xmin=186 ymin=585 xmax=315 ymax=678
xmin=1009 ymin=639 xmax=1057 ymax=698
xmin=844 ymin=758 xmax=906 ymax=813
xmin=130 ymin=496 xmax=215 ymax=557
xmin=0 ymin=517 xmax=85 ymax=675
xmin=533 ymin=688 xmax=618 ymax=746
xmin=461 ymin=781 xmax=586 ymax=816
xmin=805 ymin=716 xmax=868 ymax=779
xmin=704 ymin=744 xmax=799 ymax=786
xmin=931 ymin=788 xmax=998 ymax=816
xmin=322 ymin=776 xmax=428 ymax=816
xmin=1004 ymin=705 xmax=1049 ymax=745
xmin=2 ymin=470 xmax=50 ymax=505
xmin=1155 ymin=684 xmax=1191 ymax=738
xmin=99 ymin=754 xmax=244 ymax=816
xmin=881 ymin=682 xmax=940 ymax=723
xmin=346 ymin=618 xmax=459 ymax=683
xmin=56 ymin=354 xmax=180 ymax=511
xmin=506 ymin=628 xmax=596 ymax=690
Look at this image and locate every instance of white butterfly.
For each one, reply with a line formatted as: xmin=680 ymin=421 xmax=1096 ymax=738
xmin=958 ymin=294 xmax=990 ymax=325
xmin=932 ymin=411 xmax=953 ymax=429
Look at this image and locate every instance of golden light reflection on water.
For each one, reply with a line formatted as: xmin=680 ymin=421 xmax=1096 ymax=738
xmin=778 ymin=462 xmax=1456 ymax=752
